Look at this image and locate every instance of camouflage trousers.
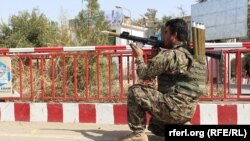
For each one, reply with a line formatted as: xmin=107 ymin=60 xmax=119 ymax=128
xmin=127 ymin=84 xmax=190 ymax=136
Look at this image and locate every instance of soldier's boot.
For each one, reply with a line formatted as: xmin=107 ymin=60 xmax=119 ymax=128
xmin=118 ymin=132 xmax=148 ymax=141
xmin=147 ymin=117 xmax=165 ymax=137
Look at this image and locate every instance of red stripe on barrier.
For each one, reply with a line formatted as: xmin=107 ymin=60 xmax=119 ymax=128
xmin=79 ymin=104 xmax=96 ymax=123
xmin=34 ymin=47 xmax=64 ymax=52
xmin=95 ymin=45 xmax=126 ymax=50
xmin=47 ymin=104 xmax=63 ymax=122
xmin=0 ymin=48 xmax=10 ymax=53
xmin=206 ymin=48 xmax=215 ymax=50
xmin=113 ymin=104 xmax=127 ymax=124
xmin=5 ymin=103 xmax=250 ymax=125
xmin=217 ymin=105 xmax=237 ymax=125
xmin=191 ymin=104 xmax=200 ymax=125
xmin=14 ymin=103 xmax=30 ymax=122
xmin=242 ymin=42 xmax=250 ymax=48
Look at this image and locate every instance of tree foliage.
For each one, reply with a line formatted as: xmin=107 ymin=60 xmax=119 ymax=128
xmin=72 ymin=0 xmax=110 ymax=46
xmin=0 ymin=9 xmax=58 ymax=48
xmin=132 ymin=8 xmax=172 ymax=37
xmin=67 ymin=0 xmax=117 ymax=97
xmin=0 ymin=1 xmax=119 ymax=100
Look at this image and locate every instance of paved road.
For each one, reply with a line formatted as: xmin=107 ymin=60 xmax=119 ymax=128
xmin=0 ymin=122 xmax=164 ymax=141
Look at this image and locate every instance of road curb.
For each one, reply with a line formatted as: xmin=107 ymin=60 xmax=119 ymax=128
xmin=0 ymin=102 xmax=249 ymax=124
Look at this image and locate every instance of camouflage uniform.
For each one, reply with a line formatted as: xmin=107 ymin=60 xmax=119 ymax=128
xmin=127 ymin=42 xmax=207 ymax=136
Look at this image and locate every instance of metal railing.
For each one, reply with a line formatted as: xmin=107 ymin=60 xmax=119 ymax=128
xmin=0 ymin=45 xmax=249 ymax=102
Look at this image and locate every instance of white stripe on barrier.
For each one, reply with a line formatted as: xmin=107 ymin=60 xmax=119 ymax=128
xmin=142 ymin=45 xmax=153 ymax=50
xmin=200 ymin=104 xmax=218 ymax=125
xmin=205 ymin=43 xmax=243 ymax=48
xmin=125 ymin=45 xmax=132 ymax=50
xmin=30 ymin=103 xmax=48 ymax=122
xmin=1 ymin=103 xmax=250 ymax=124
xmin=96 ymin=103 xmax=114 ymax=124
xmin=63 ymin=46 xmax=95 ymax=52
xmin=237 ymin=104 xmax=250 ymax=125
xmin=63 ymin=103 xmax=79 ymax=123
xmin=0 ymin=103 xmax=14 ymax=121
xmin=0 ymin=42 xmax=249 ymax=53
xmin=9 ymin=48 xmax=35 ymax=53
xmin=125 ymin=45 xmax=155 ymax=50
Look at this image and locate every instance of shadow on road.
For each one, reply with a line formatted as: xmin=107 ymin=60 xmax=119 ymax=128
xmin=41 ymin=128 xmax=165 ymax=141
xmin=79 ymin=129 xmax=165 ymax=141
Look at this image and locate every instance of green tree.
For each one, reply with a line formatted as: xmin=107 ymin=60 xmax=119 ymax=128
xmin=135 ymin=9 xmax=160 ymax=37
xmin=144 ymin=9 xmax=158 ymax=23
xmin=161 ymin=15 xmax=172 ymax=25
xmin=0 ymin=9 xmax=58 ymax=48
xmin=132 ymin=9 xmax=171 ymax=38
xmin=53 ymin=10 xmax=76 ymax=46
xmin=67 ymin=0 xmax=118 ymax=98
xmin=72 ymin=0 xmax=110 ymax=46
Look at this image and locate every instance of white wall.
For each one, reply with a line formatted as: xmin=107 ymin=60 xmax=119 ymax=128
xmin=191 ymin=0 xmax=248 ymax=40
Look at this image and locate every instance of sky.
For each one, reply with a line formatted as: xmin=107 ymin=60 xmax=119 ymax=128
xmin=0 ymin=0 xmax=197 ymax=23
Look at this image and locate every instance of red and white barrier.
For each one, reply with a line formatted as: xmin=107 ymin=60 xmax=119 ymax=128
xmin=0 ymin=103 xmax=249 ymax=125
xmin=0 ymin=42 xmax=250 ymax=53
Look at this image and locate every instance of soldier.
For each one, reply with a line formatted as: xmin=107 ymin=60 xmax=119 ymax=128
xmin=118 ymin=18 xmax=207 ymax=141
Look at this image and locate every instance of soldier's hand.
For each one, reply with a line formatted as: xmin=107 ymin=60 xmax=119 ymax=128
xmin=129 ymin=43 xmax=143 ymax=58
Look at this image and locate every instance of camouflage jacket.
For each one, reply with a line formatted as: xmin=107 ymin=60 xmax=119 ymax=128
xmin=135 ymin=42 xmax=207 ymax=119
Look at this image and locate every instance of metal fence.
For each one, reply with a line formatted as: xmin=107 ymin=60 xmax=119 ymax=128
xmin=0 ymin=44 xmax=249 ymax=102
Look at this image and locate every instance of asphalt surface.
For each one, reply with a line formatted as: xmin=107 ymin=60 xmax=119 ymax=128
xmin=0 ymin=122 xmax=164 ymax=141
